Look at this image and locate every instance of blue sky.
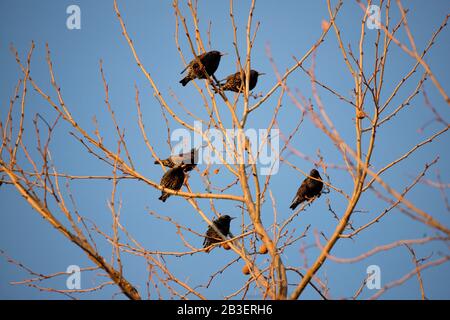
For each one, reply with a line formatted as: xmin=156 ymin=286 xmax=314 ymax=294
xmin=0 ymin=0 xmax=449 ymax=299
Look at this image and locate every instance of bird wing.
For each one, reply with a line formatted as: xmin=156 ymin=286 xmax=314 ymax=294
xmin=203 ymin=227 xmax=216 ymax=247
xmin=291 ymin=179 xmax=308 ymax=205
xmin=173 ymin=175 xmax=185 ymax=190
xmin=180 ymin=52 xmax=207 ymax=75
xmin=160 ymin=170 xmax=172 ymax=187
xmin=306 ymin=177 xmax=323 ymax=198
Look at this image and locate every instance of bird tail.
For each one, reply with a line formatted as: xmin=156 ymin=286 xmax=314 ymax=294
xmin=289 ymin=196 xmax=301 ymax=210
xmin=159 ymin=193 xmax=169 ymax=202
xmin=180 ymin=76 xmax=190 ymax=86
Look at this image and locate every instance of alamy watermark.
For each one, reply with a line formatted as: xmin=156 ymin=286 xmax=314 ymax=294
xmin=366 ymin=5 xmax=381 ymax=30
xmin=66 ymin=264 xmax=81 ymax=289
xmin=169 ymin=121 xmax=280 ymax=175
xmin=66 ymin=5 xmax=81 ymax=30
xmin=366 ymin=265 xmax=381 ymax=289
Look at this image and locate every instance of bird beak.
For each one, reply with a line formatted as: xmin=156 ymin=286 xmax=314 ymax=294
xmin=258 ymin=72 xmax=266 ymax=76
xmin=230 ymin=217 xmax=236 ymax=220
xmin=220 ymin=52 xmax=228 ymax=56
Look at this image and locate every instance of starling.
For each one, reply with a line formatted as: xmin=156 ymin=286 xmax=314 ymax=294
xmin=180 ymin=51 xmax=224 ymax=86
xmin=154 ymin=148 xmax=198 ymax=172
xmin=289 ymin=169 xmax=324 ymax=210
xmin=219 ymin=69 xmax=264 ymax=93
xmin=203 ymin=215 xmax=235 ymax=250
xmin=158 ymin=165 xmax=186 ymax=202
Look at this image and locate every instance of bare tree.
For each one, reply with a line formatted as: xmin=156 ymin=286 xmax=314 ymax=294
xmin=1 ymin=0 xmax=448 ymax=300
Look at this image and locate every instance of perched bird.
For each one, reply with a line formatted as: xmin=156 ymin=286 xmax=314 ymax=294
xmin=180 ymin=51 xmax=224 ymax=86
xmin=289 ymin=169 xmax=324 ymax=210
xmin=219 ymin=69 xmax=264 ymax=93
xmin=155 ymin=148 xmax=198 ymax=172
xmin=203 ymin=215 xmax=235 ymax=250
xmin=158 ymin=165 xmax=186 ymax=202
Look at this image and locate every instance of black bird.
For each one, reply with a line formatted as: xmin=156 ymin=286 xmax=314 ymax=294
xmin=180 ymin=51 xmax=224 ymax=86
xmin=155 ymin=148 xmax=198 ymax=172
xmin=158 ymin=165 xmax=186 ymax=202
xmin=203 ymin=215 xmax=235 ymax=250
xmin=219 ymin=69 xmax=264 ymax=93
xmin=289 ymin=169 xmax=324 ymax=210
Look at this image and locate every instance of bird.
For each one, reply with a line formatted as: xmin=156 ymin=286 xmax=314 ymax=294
xmin=158 ymin=165 xmax=186 ymax=202
xmin=180 ymin=51 xmax=224 ymax=86
xmin=203 ymin=215 xmax=235 ymax=250
xmin=289 ymin=169 xmax=324 ymax=210
xmin=218 ymin=69 xmax=264 ymax=93
xmin=155 ymin=148 xmax=198 ymax=172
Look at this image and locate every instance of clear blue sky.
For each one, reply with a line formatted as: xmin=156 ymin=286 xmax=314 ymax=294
xmin=0 ymin=0 xmax=449 ymax=299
